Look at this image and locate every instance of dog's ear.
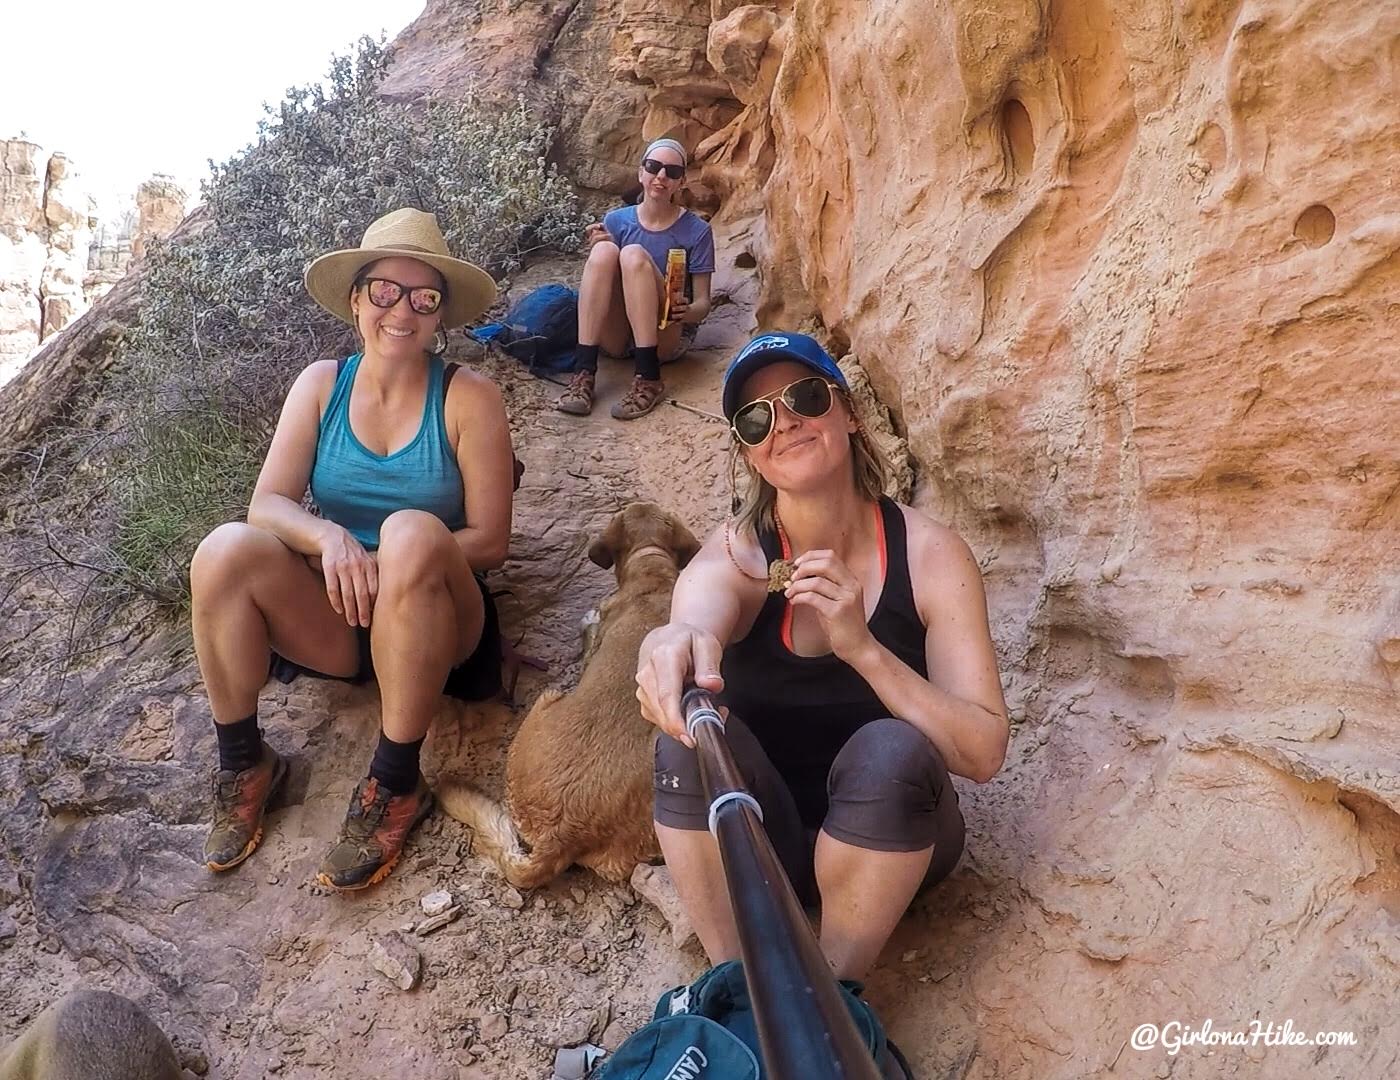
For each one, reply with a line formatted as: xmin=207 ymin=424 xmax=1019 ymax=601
xmin=588 ymin=512 xmax=626 ymax=569
xmin=672 ymin=519 xmax=702 ymax=569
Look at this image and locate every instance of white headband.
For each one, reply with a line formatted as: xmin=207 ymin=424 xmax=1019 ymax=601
xmin=642 ymin=138 xmax=688 ymax=166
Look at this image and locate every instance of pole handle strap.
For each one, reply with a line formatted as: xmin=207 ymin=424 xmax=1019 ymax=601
xmin=685 ymin=705 xmax=725 ymax=741
xmin=708 ymin=790 xmax=763 ymax=836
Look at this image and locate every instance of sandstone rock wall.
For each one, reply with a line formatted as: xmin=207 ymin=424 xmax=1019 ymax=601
xmin=747 ymin=1 xmax=1400 ymax=1072
xmin=0 ymin=141 xmax=93 ymax=385
xmin=0 ymin=140 xmax=185 ymax=385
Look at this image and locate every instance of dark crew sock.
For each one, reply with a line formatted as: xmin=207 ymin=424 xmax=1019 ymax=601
xmin=573 ymin=343 xmax=600 ymax=374
xmin=215 ymin=713 xmax=263 ymax=774
xmin=634 ymin=345 xmax=661 ymax=382
xmin=368 ymin=732 xmax=425 ymax=795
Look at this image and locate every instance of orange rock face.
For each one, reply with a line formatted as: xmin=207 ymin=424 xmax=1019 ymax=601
xmin=748 ymin=1 xmax=1400 ymax=1071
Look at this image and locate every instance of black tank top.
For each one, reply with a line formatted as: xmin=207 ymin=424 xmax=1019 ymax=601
xmin=719 ymin=496 xmax=928 ymax=825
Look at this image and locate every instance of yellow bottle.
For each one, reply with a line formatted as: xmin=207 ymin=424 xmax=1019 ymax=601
xmin=658 ymin=248 xmax=687 ymax=330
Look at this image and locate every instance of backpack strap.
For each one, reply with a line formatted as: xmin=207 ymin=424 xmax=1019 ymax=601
xmin=337 ymin=355 xmax=348 ymax=377
xmin=443 ymin=360 xmax=460 ymax=404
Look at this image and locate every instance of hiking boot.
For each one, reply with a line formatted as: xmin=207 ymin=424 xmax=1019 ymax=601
xmin=556 ymin=370 xmax=596 ymax=416
xmin=204 ymin=745 xmax=288 ymax=872
xmin=316 ymin=776 xmax=435 ymax=891
xmin=610 ymin=376 xmax=665 ymax=420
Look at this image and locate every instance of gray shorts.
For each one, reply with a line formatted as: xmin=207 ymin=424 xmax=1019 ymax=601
xmin=654 ymin=715 xmax=965 ymax=905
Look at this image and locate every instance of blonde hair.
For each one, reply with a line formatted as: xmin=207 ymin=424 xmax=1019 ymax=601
xmin=730 ymin=392 xmax=890 ymax=536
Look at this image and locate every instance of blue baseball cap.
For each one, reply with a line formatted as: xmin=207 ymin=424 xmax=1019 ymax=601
xmin=721 ymin=332 xmax=848 ymax=420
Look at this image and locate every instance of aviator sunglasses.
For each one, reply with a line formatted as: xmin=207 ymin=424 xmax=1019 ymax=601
xmin=731 ymin=376 xmax=840 ymax=447
xmin=357 ymin=276 xmax=444 ymax=315
xmin=642 ymin=157 xmax=686 ymax=180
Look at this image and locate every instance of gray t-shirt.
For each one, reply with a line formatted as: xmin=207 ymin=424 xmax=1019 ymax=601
xmin=603 ymin=206 xmax=716 ymax=282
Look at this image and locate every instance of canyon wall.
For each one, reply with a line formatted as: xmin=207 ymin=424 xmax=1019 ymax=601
xmin=0 ymin=139 xmax=185 ymax=384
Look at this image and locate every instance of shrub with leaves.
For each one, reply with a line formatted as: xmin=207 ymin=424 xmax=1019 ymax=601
xmin=110 ymin=36 xmax=586 ymax=607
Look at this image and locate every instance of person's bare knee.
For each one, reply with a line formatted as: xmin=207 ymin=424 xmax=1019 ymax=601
xmin=189 ymin=522 xmax=276 ymax=605
xmin=619 ymin=244 xmax=653 ymax=277
xmin=377 ymin=510 xmax=458 ymax=595
xmin=585 ymin=240 xmax=621 ymax=271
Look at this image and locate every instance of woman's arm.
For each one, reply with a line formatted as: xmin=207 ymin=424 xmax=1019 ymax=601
xmin=848 ymin=517 xmax=1008 ymax=782
xmin=636 ymin=524 xmax=766 ymax=745
xmin=248 ymin=360 xmax=379 ymax=626
xmin=447 ymin=367 xmax=513 ymax=570
xmin=248 ymin=360 xmax=339 ymax=554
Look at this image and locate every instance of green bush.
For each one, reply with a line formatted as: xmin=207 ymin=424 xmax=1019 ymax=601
xmin=111 ymin=36 xmax=586 ymax=608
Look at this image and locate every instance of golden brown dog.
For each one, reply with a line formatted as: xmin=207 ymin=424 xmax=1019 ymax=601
xmin=439 ymin=502 xmax=700 ymax=888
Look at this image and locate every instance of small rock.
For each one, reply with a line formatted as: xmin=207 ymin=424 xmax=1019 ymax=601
xmin=566 ymin=942 xmax=587 ymax=965
xmin=266 ymin=875 xmax=280 ymax=886
xmin=630 ymin=864 xmax=697 ymax=949
xmin=0 ymin=915 xmax=18 ymax=943
xmin=901 ymin=950 xmax=918 ymax=963
xmin=501 ymin=886 xmax=525 ymax=910
xmin=417 ymin=905 xmax=463 ymax=936
xmin=480 ymin=1013 xmax=509 ymax=1041
xmin=0 ymin=866 xmax=20 ymax=906
xmin=571 ymin=887 xmax=587 ymax=904
xmin=422 ymin=889 xmax=455 ymax=916
xmin=601 ymin=1019 xmax=630 ymax=1051
xmin=369 ymin=932 xmax=423 ymax=991
xmin=38 ymin=936 xmax=61 ymax=954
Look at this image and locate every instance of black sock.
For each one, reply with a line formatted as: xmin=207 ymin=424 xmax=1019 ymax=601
xmin=215 ymin=713 xmax=263 ymax=774
xmin=368 ymin=732 xmax=424 ymax=795
xmin=634 ymin=346 xmax=660 ymax=382
xmin=573 ymin=343 xmax=600 ymax=374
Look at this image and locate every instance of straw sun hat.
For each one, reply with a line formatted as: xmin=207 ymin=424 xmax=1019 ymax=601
xmin=304 ymin=208 xmax=497 ymax=330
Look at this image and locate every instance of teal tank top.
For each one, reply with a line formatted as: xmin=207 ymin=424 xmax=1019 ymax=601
xmin=309 ymin=353 xmax=466 ymax=551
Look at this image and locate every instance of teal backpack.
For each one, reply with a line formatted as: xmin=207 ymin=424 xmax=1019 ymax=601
xmin=591 ymin=960 xmax=911 ymax=1079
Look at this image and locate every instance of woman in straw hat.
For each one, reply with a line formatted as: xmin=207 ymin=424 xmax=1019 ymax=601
xmin=190 ymin=207 xmax=512 ymax=891
xmin=635 ymin=332 xmax=1008 ymax=981
xmin=555 ymin=137 xmax=715 ymax=420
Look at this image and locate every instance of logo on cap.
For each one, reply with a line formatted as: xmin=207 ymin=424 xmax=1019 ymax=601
xmin=738 ymin=335 xmax=791 ymax=360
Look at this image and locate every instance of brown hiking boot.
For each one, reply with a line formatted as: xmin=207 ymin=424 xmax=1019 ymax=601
xmin=556 ymin=370 xmax=596 ymax=416
xmin=610 ymin=375 xmax=665 ymax=420
xmin=204 ymin=745 xmax=288 ymax=872
xmin=316 ymin=776 xmax=435 ymax=891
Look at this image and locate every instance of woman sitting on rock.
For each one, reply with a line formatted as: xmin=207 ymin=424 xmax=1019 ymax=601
xmin=191 ymin=208 xmax=513 ymax=891
xmin=556 ymin=138 xmax=715 ymax=420
xmin=635 ymin=332 xmax=1009 ymax=979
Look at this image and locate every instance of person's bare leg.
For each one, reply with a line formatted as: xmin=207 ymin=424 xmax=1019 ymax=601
xmin=578 ymin=241 xmax=631 ymax=355
xmin=655 ymin=823 xmax=741 ymax=965
xmin=190 ymin=522 xmax=359 ymax=723
xmin=371 ymin=510 xmax=484 ymax=743
xmin=619 ymin=244 xmax=663 ymax=350
xmin=814 ymin=832 xmax=934 ymax=980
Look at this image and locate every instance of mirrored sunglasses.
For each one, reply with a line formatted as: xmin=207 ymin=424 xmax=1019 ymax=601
xmin=731 ymin=376 xmax=839 ymax=447
xmin=641 ymin=157 xmax=686 ymax=180
xmin=359 ymin=277 xmax=444 ymax=315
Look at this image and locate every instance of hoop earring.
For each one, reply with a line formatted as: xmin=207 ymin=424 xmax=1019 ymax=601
xmin=432 ymin=327 xmax=448 ymax=355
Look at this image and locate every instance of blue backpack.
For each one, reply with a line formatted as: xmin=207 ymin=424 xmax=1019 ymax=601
xmin=591 ymin=960 xmax=909 ymax=1079
xmin=471 ymin=283 xmax=578 ymax=371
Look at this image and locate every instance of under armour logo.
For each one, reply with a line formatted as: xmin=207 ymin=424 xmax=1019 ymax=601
xmin=658 ymin=772 xmax=681 ymax=790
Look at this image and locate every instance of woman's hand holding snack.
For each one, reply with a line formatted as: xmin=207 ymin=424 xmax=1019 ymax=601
xmin=785 ymin=550 xmax=876 ymax=663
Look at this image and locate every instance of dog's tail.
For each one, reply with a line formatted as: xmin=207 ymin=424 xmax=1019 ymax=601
xmin=437 ymin=783 xmax=575 ymax=889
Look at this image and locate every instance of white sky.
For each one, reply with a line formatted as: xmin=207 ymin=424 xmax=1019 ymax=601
xmin=1 ymin=0 xmax=425 ymax=218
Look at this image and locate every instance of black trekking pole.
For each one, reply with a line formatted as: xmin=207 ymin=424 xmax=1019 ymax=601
xmin=681 ymin=687 xmax=882 ymax=1080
